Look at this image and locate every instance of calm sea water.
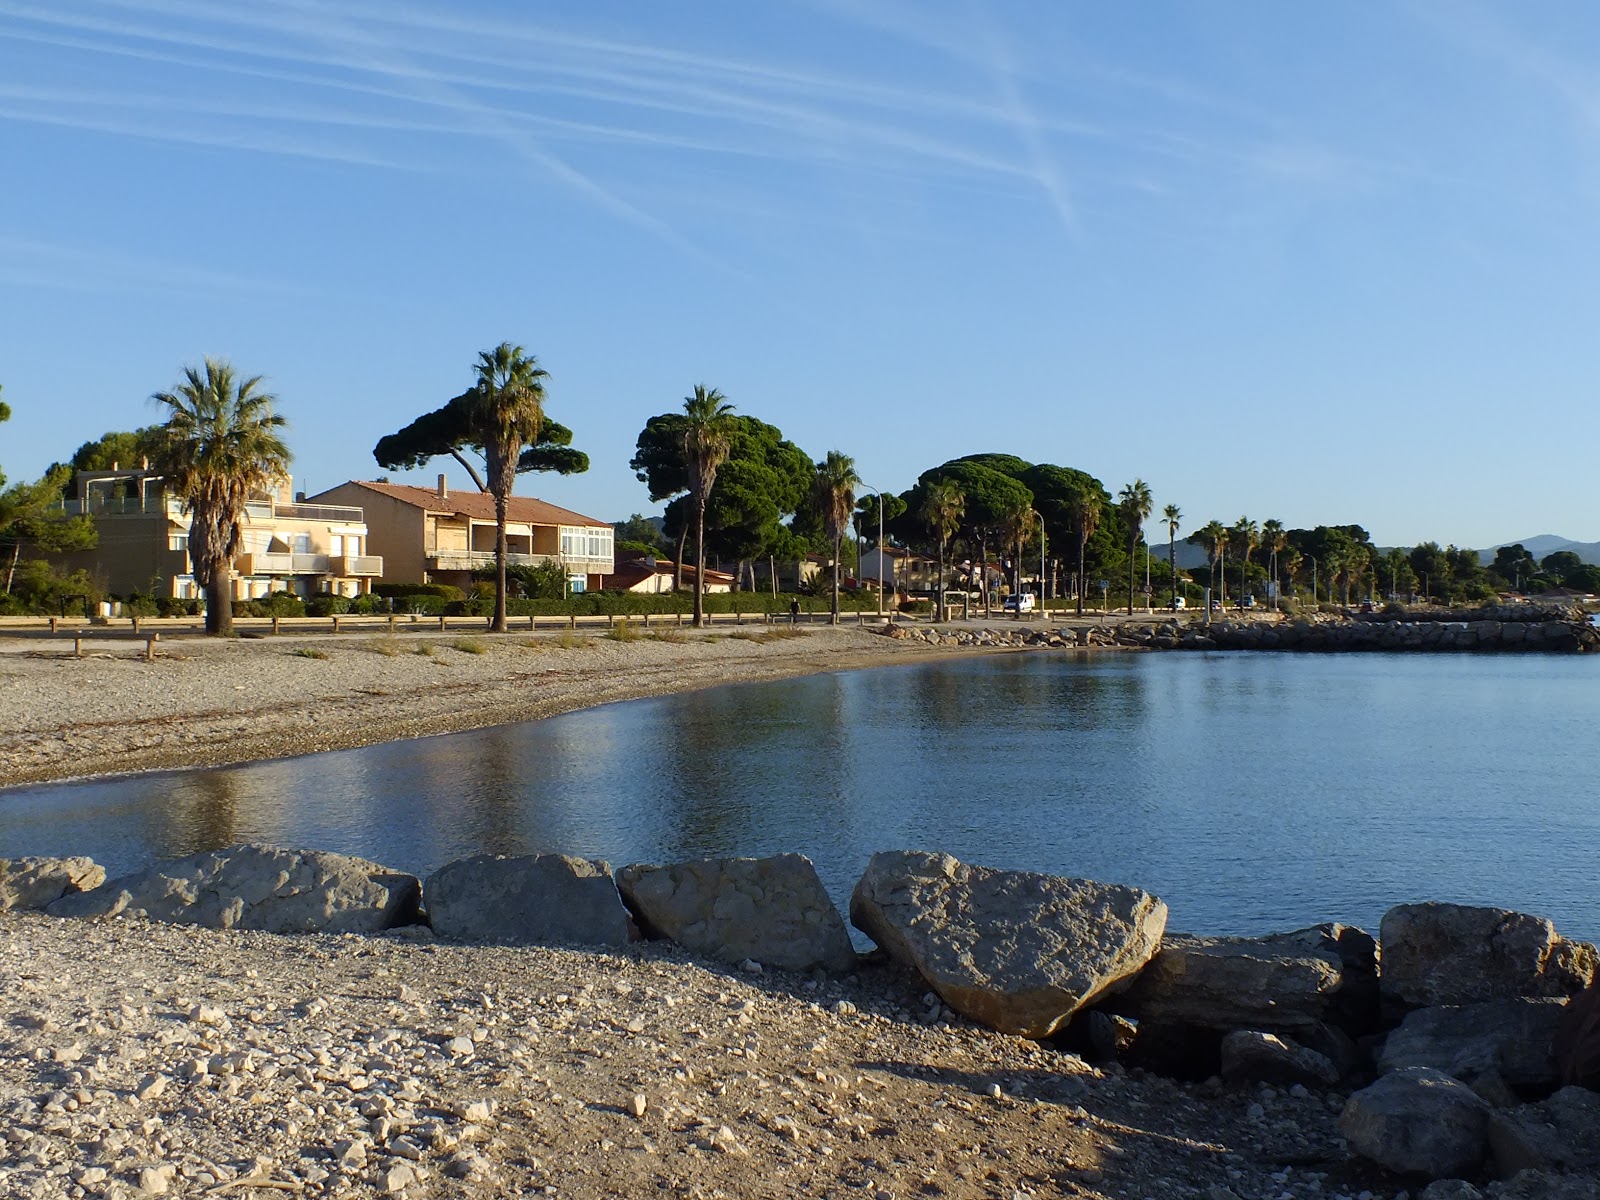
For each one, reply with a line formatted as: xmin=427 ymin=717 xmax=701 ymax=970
xmin=3 ymin=652 xmax=1597 ymax=942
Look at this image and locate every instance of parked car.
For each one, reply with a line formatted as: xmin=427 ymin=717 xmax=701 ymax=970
xmin=1169 ymin=596 xmax=1187 ymax=611
xmin=1002 ymin=593 xmax=1036 ymax=614
xmin=1237 ymin=595 xmax=1256 ymax=610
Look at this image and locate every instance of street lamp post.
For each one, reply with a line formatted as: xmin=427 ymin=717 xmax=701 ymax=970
xmin=1033 ymin=509 xmax=1046 ymax=622
xmin=860 ymin=483 xmax=886 ymax=619
xmin=1308 ymin=555 xmax=1317 ymax=605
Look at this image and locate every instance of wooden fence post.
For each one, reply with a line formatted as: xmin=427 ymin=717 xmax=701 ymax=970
xmin=73 ymin=635 xmax=82 ymax=659
xmin=438 ymin=615 xmax=447 ymax=632
xmin=145 ymin=633 xmax=159 ymax=662
xmin=50 ymin=617 xmax=58 ymax=634
xmin=332 ymin=615 xmax=341 ymax=634
xmin=272 ymin=616 xmax=280 ymax=635
xmin=569 ymin=614 xmax=577 ymax=630
xmin=388 ymin=614 xmax=396 ymax=632
xmin=132 ymin=617 xmax=140 ymax=635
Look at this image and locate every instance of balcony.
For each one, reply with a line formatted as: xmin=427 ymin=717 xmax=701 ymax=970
xmin=234 ymin=552 xmax=293 ymax=576
xmin=428 ymin=550 xmax=549 ymax=572
xmin=331 ymin=555 xmax=383 ymax=577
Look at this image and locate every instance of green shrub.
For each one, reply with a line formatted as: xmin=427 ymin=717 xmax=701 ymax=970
xmin=348 ymin=592 xmax=387 ymax=615
xmin=305 ymin=594 xmax=352 ymax=617
xmin=120 ymin=593 xmax=160 ymax=618
xmin=373 ymin=582 xmax=462 ymax=601
xmin=899 ymin=599 xmax=933 ymax=615
xmin=157 ymin=597 xmax=202 ymax=617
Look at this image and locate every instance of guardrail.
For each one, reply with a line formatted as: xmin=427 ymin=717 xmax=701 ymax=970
xmin=0 ymin=607 xmax=916 ymax=641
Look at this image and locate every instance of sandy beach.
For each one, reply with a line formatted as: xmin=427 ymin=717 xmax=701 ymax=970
xmin=0 ymin=623 xmax=964 ymax=789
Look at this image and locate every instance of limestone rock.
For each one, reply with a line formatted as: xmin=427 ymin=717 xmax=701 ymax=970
xmin=0 ymin=856 xmax=105 ymax=912
xmin=1487 ymin=1086 xmax=1600 ymax=1179
xmin=617 ymin=854 xmax=856 ymax=973
xmin=1219 ymin=1030 xmax=1339 ymax=1088
xmin=46 ymin=844 xmax=419 ymax=933
xmin=1339 ymin=1066 xmax=1491 ymax=1179
xmin=1380 ymin=902 xmax=1597 ymax=1008
xmin=1553 ymin=980 xmax=1600 ymax=1088
xmin=1378 ymin=999 xmax=1564 ymax=1091
xmin=1114 ymin=924 xmax=1375 ymax=1033
xmin=425 ymin=854 xmax=636 ymax=948
xmin=848 ymin=850 xmax=1166 ymax=1037
xmin=1487 ymin=1169 xmax=1600 ymax=1200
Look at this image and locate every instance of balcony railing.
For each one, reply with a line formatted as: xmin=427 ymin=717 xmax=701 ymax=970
xmin=427 ymin=550 xmax=615 ymax=572
xmin=330 ymin=555 xmax=383 ymax=576
xmin=59 ymin=496 xmax=180 ymax=517
xmin=275 ymin=503 xmax=366 ymax=523
xmin=235 ymin=552 xmax=294 ymax=576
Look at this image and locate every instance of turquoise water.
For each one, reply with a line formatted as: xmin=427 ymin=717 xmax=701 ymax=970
xmin=3 ymin=651 xmax=1597 ymax=941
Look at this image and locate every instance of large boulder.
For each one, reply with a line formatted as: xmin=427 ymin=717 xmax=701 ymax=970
xmin=1488 ymin=1171 xmax=1600 ymax=1200
xmin=849 ymin=851 xmax=1166 ymax=1038
xmin=1488 ymin=1086 xmax=1600 ymax=1179
xmin=1114 ymin=924 xmax=1377 ymax=1033
xmin=0 ymin=857 xmax=105 ymax=912
xmin=1378 ymin=999 xmax=1565 ymax=1092
xmin=46 ymin=845 xmax=420 ymax=933
xmin=1339 ymin=1067 xmax=1492 ymax=1179
xmin=1220 ymin=1030 xmax=1340 ymax=1089
xmin=616 ymin=854 xmax=856 ymax=973
xmin=1380 ymin=903 xmax=1597 ymax=1008
xmin=425 ymin=854 xmax=636 ymax=948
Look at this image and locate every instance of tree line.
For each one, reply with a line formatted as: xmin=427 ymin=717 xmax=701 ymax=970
xmin=1 ymin=348 xmax=1591 ymax=633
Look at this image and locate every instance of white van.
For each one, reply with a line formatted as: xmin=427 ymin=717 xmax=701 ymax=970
xmin=1002 ymin=593 xmax=1036 ymax=614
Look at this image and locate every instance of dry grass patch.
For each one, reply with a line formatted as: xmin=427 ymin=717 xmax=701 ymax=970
xmin=725 ymin=627 xmax=810 ymax=645
xmin=414 ymin=643 xmax=435 ymax=657
xmin=649 ymin=628 xmax=690 ymax=645
xmin=450 ymin=637 xmax=489 ymax=655
xmin=364 ymin=638 xmax=405 ymax=657
xmin=553 ymin=630 xmax=595 ymax=650
xmin=288 ymin=646 xmax=329 ymax=660
xmin=603 ymin=619 xmax=643 ymax=643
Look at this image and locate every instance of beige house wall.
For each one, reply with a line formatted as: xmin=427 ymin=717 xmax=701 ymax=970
xmin=314 ymin=483 xmax=428 ymax=584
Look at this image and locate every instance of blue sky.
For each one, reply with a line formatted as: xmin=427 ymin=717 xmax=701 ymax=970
xmin=2 ymin=1 xmax=1599 ymax=548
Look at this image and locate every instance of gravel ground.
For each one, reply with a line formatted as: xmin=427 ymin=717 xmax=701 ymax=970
xmin=0 ymin=625 xmax=961 ymax=788
xmin=2 ymin=911 xmax=1401 ymax=1200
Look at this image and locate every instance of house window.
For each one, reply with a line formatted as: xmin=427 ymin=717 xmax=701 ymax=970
xmin=168 ymin=535 xmax=188 ymax=551
xmin=292 ymin=534 xmax=312 ymax=554
xmin=329 ymin=534 xmax=343 ymax=556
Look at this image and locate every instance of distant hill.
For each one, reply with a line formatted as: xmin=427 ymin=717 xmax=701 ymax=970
xmin=1479 ymin=536 xmax=1600 ymax=566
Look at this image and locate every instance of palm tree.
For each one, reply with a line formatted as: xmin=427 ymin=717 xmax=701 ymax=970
xmin=1117 ymin=480 xmax=1152 ymax=615
xmin=680 ymin=385 xmax=736 ymax=628
xmin=1261 ymin=518 xmax=1286 ymax=608
xmin=1232 ymin=517 xmax=1258 ymax=607
xmin=1066 ymin=488 xmax=1101 ymax=616
xmin=152 ymin=358 xmax=290 ymax=637
xmin=1162 ymin=504 xmax=1182 ymax=610
xmin=1194 ymin=520 xmax=1225 ymax=602
xmin=920 ymin=480 xmax=964 ymax=618
xmin=812 ymin=451 xmax=860 ymax=625
xmin=1000 ymin=496 xmax=1033 ymax=603
xmin=468 ymin=342 xmax=549 ymax=633
xmin=1216 ymin=526 xmax=1230 ymax=604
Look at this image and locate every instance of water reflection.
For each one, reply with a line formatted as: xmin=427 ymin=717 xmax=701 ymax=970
xmin=2 ymin=652 xmax=1598 ymax=941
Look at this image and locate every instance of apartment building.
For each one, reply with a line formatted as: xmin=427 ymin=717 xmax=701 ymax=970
xmin=308 ymin=477 xmax=615 ymax=593
xmin=54 ymin=466 xmax=381 ymax=599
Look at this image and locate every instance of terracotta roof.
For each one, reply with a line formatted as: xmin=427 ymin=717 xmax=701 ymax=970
xmin=597 ymin=559 xmax=735 ymax=589
xmin=328 ymin=481 xmax=610 ymax=529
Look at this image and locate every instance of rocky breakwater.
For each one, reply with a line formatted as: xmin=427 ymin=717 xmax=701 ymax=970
xmin=1208 ymin=602 xmax=1600 ymax=654
xmin=12 ymin=844 xmax=1600 ymax=1198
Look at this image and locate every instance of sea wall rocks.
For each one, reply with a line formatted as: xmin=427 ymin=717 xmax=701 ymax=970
xmin=849 ymin=850 xmax=1167 ymax=1037
xmin=882 ymin=609 xmax=1600 ymax=653
xmin=46 ymin=845 xmax=420 ymax=933
xmin=1114 ymin=923 xmax=1377 ymax=1033
xmin=425 ymin=853 xmax=638 ymax=947
xmin=617 ymin=854 xmax=857 ymax=973
xmin=1381 ymin=902 xmax=1598 ymax=1007
xmin=0 ymin=855 xmax=105 ymax=912
xmin=1340 ymin=1067 xmax=1493 ymax=1177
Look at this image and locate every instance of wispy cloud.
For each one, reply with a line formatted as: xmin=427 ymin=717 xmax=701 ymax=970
xmin=0 ymin=234 xmax=294 ymax=295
